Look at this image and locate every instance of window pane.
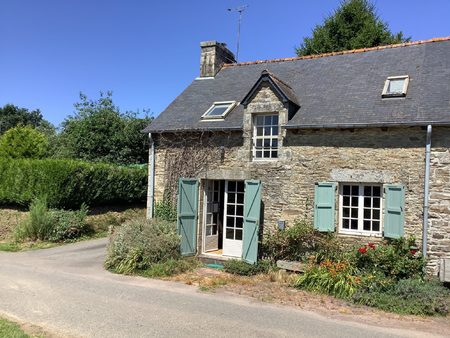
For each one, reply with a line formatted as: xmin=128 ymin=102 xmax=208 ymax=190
xmin=236 ymin=205 xmax=243 ymax=216
xmin=264 ymin=150 xmax=270 ymax=158
xmin=256 ymin=151 xmax=262 ymax=158
xmin=373 ymin=198 xmax=380 ymax=208
xmin=264 ymin=127 xmax=271 ymax=135
xmin=271 ymin=150 xmax=278 ymax=158
xmin=343 ymin=218 xmax=349 ymax=229
xmin=364 ymin=197 xmax=371 ymax=207
xmin=343 ymin=185 xmax=350 ymax=195
xmin=256 ymin=139 xmax=262 ymax=147
xmin=343 ymin=208 xmax=350 ymax=217
xmin=256 ymin=116 xmax=264 ymax=125
xmin=351 ymin=219 xmax=358 ymax=230
xmin=264 ymin=115 xmax=272 ymax=125
xmin=272 ymin=115 xmax=278 ymax=125
xmin=364 ymin=186 xmax=371 ymax=196
xmin=228 ymin=193 xmax=235 ymax=203
xmin=373 ymin=209 xmax=380 ymax=220
xmin=272 ymin=126 xmax=279 ymax=135
xmin=388 ymin=79 xmax=405 ymax=93
xmin=257 ymin=127 xmax=263 ymax=136
xmin=237 ymin=181 xmax=245 ymax=192
xmin=373 ymin=221 xmax=380 ymax=232
xmin=235 ymin=217 xmax=243 ymax=228
xmin=207 ymin=105 xmax=228 ymax=116
xmin=237 ymin=193 xmax=244 ymax=204
xmin=206 ymin=225 xmax=212 ymax=236
xmin=351 ymin=208 xmax=358 ymax=218
xmin=226 ymin=228 xmax=234 ymax=239
xmin=351 ymin=186 xmax=359 ymax=195
xmin=351 ymin=197 xmax=358 ymax=206
xmin=373 ymin=186 xmax=381 ymax=197
xmin=227 ymin=205 xmax=235 ymax=215
xmin=235 ymin=229 xmax=243 ymax=240
xmin=264 ymin=139 xmax=270 ymax=147
xmin=228 ymin=181 xmax=236 ymax=191
xmin=363 ymin=220 xmax=371 ymax=231
xmin=364 ymin=208 xmax=371 ymax=219
xmin=271 ymin=139 xmax=278 ymax=148
xmin=343 ymin=196 xmax=350 ymax=206
xmin=226 ymin=217 xmax=234 ymax=227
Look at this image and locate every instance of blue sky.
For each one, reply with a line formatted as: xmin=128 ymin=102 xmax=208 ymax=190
xmin=1 ymin=0 xmax=449 ymax=126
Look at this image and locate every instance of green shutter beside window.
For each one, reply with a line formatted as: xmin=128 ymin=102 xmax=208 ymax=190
xmin=314 ymin=182 xmax=336 ymax=232
xmin=177 ymin=178 xmax=199 ymax=256
xmin=242 ymin=180 xmax=262 ymax=264
xmin=383 ymin=184 xmax=405 ymax=239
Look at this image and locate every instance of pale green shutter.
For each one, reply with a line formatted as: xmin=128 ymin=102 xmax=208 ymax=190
xmin=242 ymin=180 xmax=262 ymax=264
xmin=383 ymin=184 xmax=405 ymax=239
xmin=314 ymin=182 xmax=336 ymax=232
xmin=177 ymin=178 xmax=199 ymax=256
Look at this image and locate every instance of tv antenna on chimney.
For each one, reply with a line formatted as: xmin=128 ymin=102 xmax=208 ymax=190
xmin=228 ymin=5 xmax=248 ymax=62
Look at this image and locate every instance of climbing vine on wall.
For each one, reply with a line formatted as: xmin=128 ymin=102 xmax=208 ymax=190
xmin=157 ymin=131 xmax=236 ymax=205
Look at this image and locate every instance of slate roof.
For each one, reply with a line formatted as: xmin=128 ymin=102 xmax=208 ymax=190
xmin=144 ymin=37 xmax=450 ymax=133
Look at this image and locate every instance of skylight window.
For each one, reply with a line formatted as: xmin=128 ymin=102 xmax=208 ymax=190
xmin=201 ymin=101 xmax=236 ymax=120
xmin=382 ymin=75 xmax=409 ymax=97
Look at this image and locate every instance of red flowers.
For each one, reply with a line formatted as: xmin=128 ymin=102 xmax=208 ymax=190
xmin=358 ymin=246 xmax=368 ymax=254
xmin=368 ymin=242 xmax=376 ymax=250
xmin=410 ymin=249 xmax=418 ymax=255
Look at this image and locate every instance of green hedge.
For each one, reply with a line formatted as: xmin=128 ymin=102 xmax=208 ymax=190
xmin=0 ymin=158 xmax=147 ymax=208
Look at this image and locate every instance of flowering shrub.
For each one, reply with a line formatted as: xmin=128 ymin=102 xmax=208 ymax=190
xmin=293 ymin=259 xmax=360 ymax=298
xmin=351 ymin=237 xmax=425 ymax=281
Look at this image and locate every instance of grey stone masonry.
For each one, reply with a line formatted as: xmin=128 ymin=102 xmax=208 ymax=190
xmin=199 ymin=41 xmax=235 ymax=78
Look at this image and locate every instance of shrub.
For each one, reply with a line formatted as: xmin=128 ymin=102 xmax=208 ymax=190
xmin=48 ymin=204 xmax=90 ymax=242
xmin=351 ymin=238 xmax=425 ymax=281
xmin=0 ymin=158 xmax=147 ymax=208
xmin=293 ymin=259 xmax=360 ymax=298
xmin=141 ymin=258 xmax=201 ymax=278
xmin=15 ymin=196 xmax=55 ymax=241
xmin=154 ymin=199 xmax=177 ymax=222
xmin=105 ymin=218 xmax=181 ymax=274
xmin=261 ymin=220 xmax=343 ymax=262
xmin=352 ymin=278 xmax=450 ymax=316
xmin=223 ymin=259 xmax=274 ymax=276
xmin=0 ymin=125 xmax=48 ymax=159
xmin=15 ymin=197 xmax=92 ymax=242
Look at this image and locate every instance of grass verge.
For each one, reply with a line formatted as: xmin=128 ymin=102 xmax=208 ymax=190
xmin=0 ymin=317 xmax=31 ymax=338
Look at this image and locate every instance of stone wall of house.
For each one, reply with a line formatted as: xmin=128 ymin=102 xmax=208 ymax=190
xmin=428 ymin=127 xmax=450 ymax=274
xmin=150 ymin=84 xmax=450 ymax=274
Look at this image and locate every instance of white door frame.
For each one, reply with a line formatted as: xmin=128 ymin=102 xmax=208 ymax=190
xmin=202 ymin=180 xmax=220 ymax=253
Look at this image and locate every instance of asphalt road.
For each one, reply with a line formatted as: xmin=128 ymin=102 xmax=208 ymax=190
xmin=0 ymin=239 xmax=441 ymax=338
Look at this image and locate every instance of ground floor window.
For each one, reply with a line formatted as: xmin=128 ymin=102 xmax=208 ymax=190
xmin=339 ymin=184 xmax=382 ymax=235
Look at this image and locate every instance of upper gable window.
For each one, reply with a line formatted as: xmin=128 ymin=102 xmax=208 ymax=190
xmin=382 ymin=75 xmax=409 ymax=98
xmin=201 ymin=101 xmax=236 ymax=120
xmin=252 ymin=114 xmax=279 ymax=160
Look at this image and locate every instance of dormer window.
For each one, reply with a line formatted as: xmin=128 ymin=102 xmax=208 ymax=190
xmin=201 ymin=101 xmax=236 ymax=120
xmin=382 ymin=75 xmax=409 ymax=97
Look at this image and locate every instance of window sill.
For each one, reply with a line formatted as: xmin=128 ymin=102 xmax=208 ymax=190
xmin=339 ymin=230 xmax=382 ymax=238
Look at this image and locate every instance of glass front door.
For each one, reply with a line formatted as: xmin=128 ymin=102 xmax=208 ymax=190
xmin=222 ymin=181 xmax=244 ymax=257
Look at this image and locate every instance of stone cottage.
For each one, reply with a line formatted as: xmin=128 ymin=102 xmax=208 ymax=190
xmin=143 ymin=38 xmax=450 ymax=275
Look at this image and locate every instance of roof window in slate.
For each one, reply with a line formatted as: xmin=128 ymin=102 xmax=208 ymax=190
xmin=201 ymin=101 xmax=236 ymax=120
xmin=382 ymin=75 xmax=409 ymax=98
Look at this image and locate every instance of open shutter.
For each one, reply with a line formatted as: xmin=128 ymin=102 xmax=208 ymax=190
xmin=314 ymin=182 xmax=336 ymax=232
xmin=242 ymin=180 xmax=262 ymax=264
xmin=383 ymin=184 xmax=405 ymax=239
xmin=177 ymin=178 xmax=199 ymax=256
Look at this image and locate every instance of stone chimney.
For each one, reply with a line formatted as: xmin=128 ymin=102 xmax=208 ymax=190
xmin=200 ymin=41 xmax=236 ymax=78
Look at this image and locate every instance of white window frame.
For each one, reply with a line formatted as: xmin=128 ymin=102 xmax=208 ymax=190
xmin=252 ymin=113 xmax=279 ymax=161
xmin=382 ymin=75 xmax=409 ymax=97
xmin=338 ymin=183 xmax=383 ymax=237
xmin=201 ymin=101 xmax=236 ymax=120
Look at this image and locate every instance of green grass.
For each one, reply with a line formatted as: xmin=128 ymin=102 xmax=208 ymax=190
xmin=0 ymin=318 xmax=30 ymax=338
xmin=137 ymin=258 xmax=202 ymax=278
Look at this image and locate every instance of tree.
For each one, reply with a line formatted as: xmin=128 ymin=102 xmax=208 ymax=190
xmin=55 ymin=92 xmax=152 ymax=164
xmin=0 ymin=104 xmax=53 ymax=135
xmin=0 ymin=125 xmax=49 ymax=159
xmin=296 ymin=0 xmax=410 ymax=56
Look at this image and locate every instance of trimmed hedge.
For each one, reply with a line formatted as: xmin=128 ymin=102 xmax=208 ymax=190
xmin=0 ymin=158 xmax=147 ymax=208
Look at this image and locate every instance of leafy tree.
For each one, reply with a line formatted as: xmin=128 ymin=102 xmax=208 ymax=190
xmin=0 ymin=104 xmax=53 ymax=135
xmin=296 ymin=0 xmax=410 ymax=56
xmin=56 ymin=92 xmax=152 ymax=164
xmin=0 ymin=125 xmax=49 ymax=159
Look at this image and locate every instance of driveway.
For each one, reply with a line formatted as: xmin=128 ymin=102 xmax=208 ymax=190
xmin=0 ymin=239 xmax=443 ymax=338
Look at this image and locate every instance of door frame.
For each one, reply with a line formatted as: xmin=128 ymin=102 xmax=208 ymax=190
xmin=201 ymin=180 xmax=221 ymax=254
